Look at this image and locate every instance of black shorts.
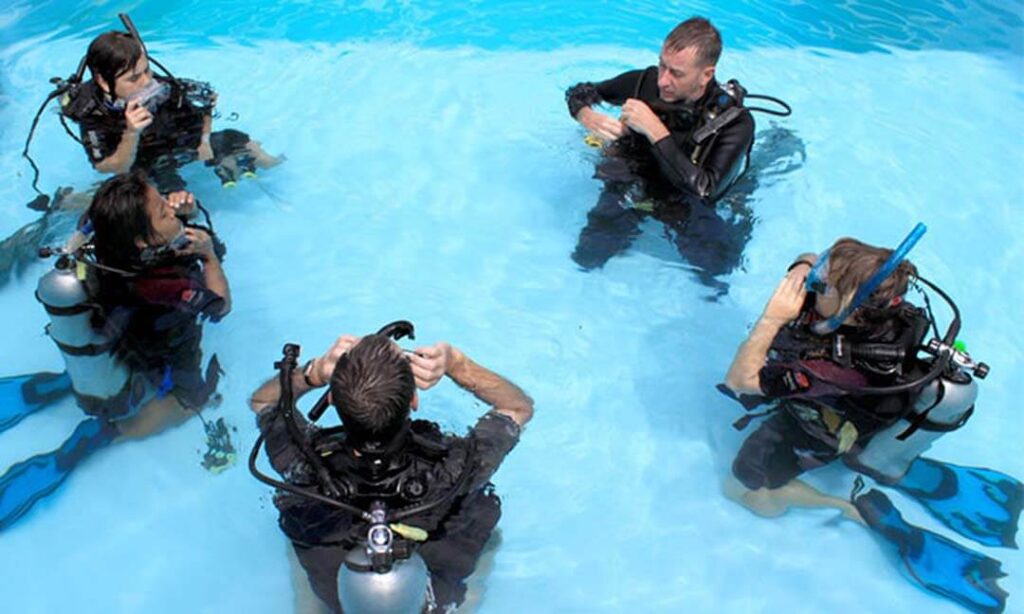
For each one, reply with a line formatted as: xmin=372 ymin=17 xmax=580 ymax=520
xmin=732 ymin=410 xmax=840 ymax=490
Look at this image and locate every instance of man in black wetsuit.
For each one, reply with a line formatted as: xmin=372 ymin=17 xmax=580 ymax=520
xmin=565 ymin=17 xmax=754 ymax=271
xmin=62 ymin=30 xmax=281 ymax=192
xmin=249 ymin=333 xmax=534 ymax=612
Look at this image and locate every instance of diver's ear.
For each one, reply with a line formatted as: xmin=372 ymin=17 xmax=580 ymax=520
xmin=411 ymin=391 xmax=419 ymax=412
xmin=701 ymin=65 xmax=716 ymax=88
xmin=95 ymin=74 xmax=111 ymax=96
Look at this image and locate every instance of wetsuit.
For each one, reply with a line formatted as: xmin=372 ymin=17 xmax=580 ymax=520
xmin=87 ymin=254 xmax=225 ymax=419
xmin=259 ymin=410 xmax=521 ymax=612
xmin=732 ymin=302 xmax=929 ymax=490
xmin=565 ymin=69 xmax=755 ymax=272
xmin=62 ymin=76 xmax=251 ymax=192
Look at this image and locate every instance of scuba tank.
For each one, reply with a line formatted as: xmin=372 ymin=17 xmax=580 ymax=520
xmin=851 ymin=358 xmax=983 ymax=484
xmin=337 ymin=502 xmax=433 ymax=614
xmin=36 ymin=249 xmax=152 ymax=420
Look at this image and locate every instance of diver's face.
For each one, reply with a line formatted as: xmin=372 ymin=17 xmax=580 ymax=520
xmin=656 ymin=45 xmax=715 ymax=103
xmin=109 ymin=56 xmax=152 ymax=100
xmin=814 ymin=285 xmax=844 ymax=320
xmin=141 ymin=185 xmax=182 ymax=247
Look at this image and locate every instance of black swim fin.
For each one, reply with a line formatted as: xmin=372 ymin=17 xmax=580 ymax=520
xmin=894 ymin=457 xmax=1023 ymax=549
xmin=855 ymin=488 xmax=1009 ymax=613
xmin=0 ymin=371 xmax=73 ymax=433
xmin=0 ymin=418 xmax=117 ymax=532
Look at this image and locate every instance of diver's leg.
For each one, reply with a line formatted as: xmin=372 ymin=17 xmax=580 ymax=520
xmin=113 ymin=394 xmax=195 ymax=440
xmin=287 ymin=542 xmax=333 ymax=614
xmin=571 ymin=186 xmax=644 ymax=270
xmin=728 ymin=412 xmax=862 ymax=522
xmin=418 ymin=486 xmax=503 ymax=610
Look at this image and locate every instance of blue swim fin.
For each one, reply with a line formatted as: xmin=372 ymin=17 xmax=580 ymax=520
xmin=855 ymin=488 xmax=1008 ymax=614
xmin=0 ymin=418 xmax=117 ymax=532
xmin=0 ymin=371 xmax=72 ymax=433
xmin=894 ymin=457 xmax=1023 ymax=549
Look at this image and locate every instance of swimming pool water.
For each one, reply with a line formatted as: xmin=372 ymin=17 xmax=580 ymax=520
xmin=0 ymin=1 xmax=1022 ymax=612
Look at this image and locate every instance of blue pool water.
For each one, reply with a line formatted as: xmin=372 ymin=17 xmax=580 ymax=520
xmin=1 ymin=1 xmax=1022 ymax=612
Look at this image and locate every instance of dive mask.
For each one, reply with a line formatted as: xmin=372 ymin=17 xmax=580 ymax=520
xmin=109 ymin=79 xmax=169 ymax=113
xmin=810 ymin=223 xmax=927 ymax=335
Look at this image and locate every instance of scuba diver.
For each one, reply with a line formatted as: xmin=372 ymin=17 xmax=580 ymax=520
xmin=721 ymin=225 xmax=1020 ymax=613
xmin=248 ymin=323 xmax=534 ymax=613
xmin=565 ymin=16 xmax=791 ymax=285
xmin=22 ymin=13 xmax=282 ymax=199
xmin=0 ymin=171 xmax=232 ymax=532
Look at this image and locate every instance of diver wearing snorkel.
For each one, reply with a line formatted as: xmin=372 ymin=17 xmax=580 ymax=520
xmin=565 ymin=17 xmax=790 ymax=273
xmin=24 ymin=14 xmax=281 ymax=197
xmin=721 ymin=225 xmax=1020 ymax=613
xmin=248 ymin=323 xmax=534 ymax=613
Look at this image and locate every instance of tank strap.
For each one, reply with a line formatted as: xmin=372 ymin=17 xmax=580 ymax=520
xmin=49 ymin=331 xmax=117 ymax=357
xmin=895 ymin=379 xmax=948 ymax=441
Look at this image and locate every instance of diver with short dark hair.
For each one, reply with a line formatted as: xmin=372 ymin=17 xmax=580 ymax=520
xmin=565 ymin=17 xmax=789 ymax=276
xmin=249 ymin=324 xmax=534 ymax=613
xmin=722 ymin=226 xmax=1020 ymax=613
xmin=0 ymin=171 xmax=232 ymax=532
xmin=32 ymin=14 xmax=282 ymax=194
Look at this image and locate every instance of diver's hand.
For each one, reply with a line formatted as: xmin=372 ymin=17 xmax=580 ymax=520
xmin=176 ymin=227 xmax=217 ymax=261
xmin=408 ymin=342 xmax=457 ymax=390
xmin=124 ymin=99 xmax=153 ymax=134
xmin=621 ymin=98 xmax=669 ymax=143
xmin=762 ymin=273 xmax=807 ymax=325
xmin=577 ymin=107 xmax=627 ymax=143
xmin=308 ymin=335 xmax=361 ymax=387
xmin=166 ymin=191 xmax=196 ymax=215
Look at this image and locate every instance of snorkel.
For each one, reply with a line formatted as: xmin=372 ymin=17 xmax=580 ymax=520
xmin=808 ymin=223 xmax=928 ymax=336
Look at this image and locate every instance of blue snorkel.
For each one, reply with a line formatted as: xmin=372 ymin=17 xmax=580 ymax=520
xmin=810 ymin=223 xmax=928 ymax=335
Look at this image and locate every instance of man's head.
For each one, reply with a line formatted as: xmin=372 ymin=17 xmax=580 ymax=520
xmin=330 ymin=334 xmax=416 ymax=447
xmin=89 ymin=171 xmax=183 ymax=268
xmin=86 ymin=31 xmax=151 ymax=100
xmin=814 ymin=237 xmax=918 ymax=322
xmin=657 ymin=17 xmax=721 ymax=104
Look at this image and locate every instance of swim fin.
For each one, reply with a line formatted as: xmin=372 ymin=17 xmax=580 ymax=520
xmin=0 ymin=371 xmax=73 ymax=433
xmin=894 ymin=457 xmax=1023 ymax=549
xmin=855 ymin=488 xmax=1008 ymax=614
xmin=0 ymin=418 xmax=117 ymax=532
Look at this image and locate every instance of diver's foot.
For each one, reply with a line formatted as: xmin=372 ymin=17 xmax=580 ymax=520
xmin=247 ymin=141 xmax=285 ymax=169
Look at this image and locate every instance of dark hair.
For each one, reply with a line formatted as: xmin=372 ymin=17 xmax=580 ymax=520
xmin=330 ymin=335 xmax=415 ymax=443
xmin=827 ymin=237 xmax=918 ymax=310
xmin=664 ymin=17 xmax=722 ymax=67
xmin=88 ymin=171 xmax=153 ymax=269
xmin=86 ymin=31 xmax=144 ymax=98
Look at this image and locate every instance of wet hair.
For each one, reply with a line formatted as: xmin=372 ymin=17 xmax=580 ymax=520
xmin=88 ymin=171 xmax=153 ymax=269
xmin=86 ymin=31 xmax=144 ymax=98
xmin=827 ymin=237 xmax=918 ymax=311
xmin=664 ymin=17 xmax=722 ymax=67
xmin=330 ymin=334 xmax=415 ymax=444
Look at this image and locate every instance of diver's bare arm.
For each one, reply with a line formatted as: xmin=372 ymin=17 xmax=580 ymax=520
xmin=725 ymin=272 xmax=808 ymax=395
xmin=446 ymin=348 xmax=534 ymax=427
xmin=248 ymin=368 xmax=321 ymax=415
xmin=724 ymin=317 xmax=784 ymax=396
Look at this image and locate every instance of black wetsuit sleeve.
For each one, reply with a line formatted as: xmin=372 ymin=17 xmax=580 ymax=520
xmin=77 ymin=115 xmax=123 ymax=164
xmin=651 ymin=110 xmax=754 ymax=200
xmin=258 ymin=410 xmax=308 ymax=477
xmin=565 ymin=70 xmax=644 ymax=117
xmin=465 ymin=411 xmax=521 ymax=491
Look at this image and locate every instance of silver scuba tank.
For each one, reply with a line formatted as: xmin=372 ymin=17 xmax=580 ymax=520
xmin=337 ymin=547 xmax=431 ymax=614
xmin=851 ymin=374 xmax=977 ymax=483
xmin=36 ymin=257 xmax=132 ymax=409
